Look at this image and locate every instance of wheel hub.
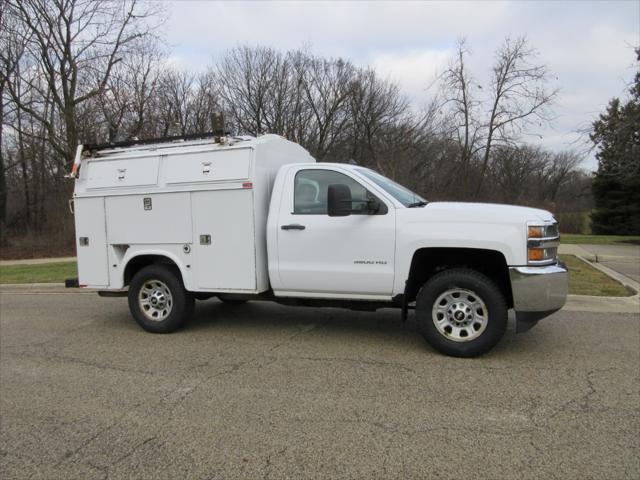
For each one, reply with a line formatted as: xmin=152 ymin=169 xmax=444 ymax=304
xmin=432 ymin=288 xmax=488 ymax=342
xmin=150 ymin=290 xmax=167 ymax=309
xmin=138 ymin=279 xmax=173 ymax=322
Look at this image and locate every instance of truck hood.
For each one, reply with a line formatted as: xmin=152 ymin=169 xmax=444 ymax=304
xmin=404 ymin=201 xmax=555 ymax=225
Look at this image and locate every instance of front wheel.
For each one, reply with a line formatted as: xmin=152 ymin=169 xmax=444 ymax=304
xmin=416 ymin=268 xmax=507 ymax=357
xmin=128 ymin=265 xmax=194 ymax=333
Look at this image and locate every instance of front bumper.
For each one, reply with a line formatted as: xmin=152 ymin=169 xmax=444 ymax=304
xmin=509 ymin=262 xmax=568 ymax=332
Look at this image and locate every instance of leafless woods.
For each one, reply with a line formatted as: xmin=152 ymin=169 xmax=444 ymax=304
xmin=0 ymin=1 xmax=590 ymax=254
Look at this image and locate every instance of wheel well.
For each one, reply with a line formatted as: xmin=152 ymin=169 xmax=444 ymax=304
xmin=405 ymin=248 xmax=513 ymax=308
xmin=123 ymin=255 xmax=182 ymax=286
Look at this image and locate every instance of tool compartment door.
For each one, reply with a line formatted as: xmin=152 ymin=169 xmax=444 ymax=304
xmin=166 ymin=149 xmax=251 ymax=185
xmin=74 ymin=197 xmax=109 ymax=287
xmin=191 ymin=189 xmax=257 ymax=290
xmin=85 ymin=156 xmax=160 ymax=190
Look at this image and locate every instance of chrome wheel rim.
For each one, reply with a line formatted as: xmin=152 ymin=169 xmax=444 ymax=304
xmin=138 ymin=279 xmax=173 ymax=322
xmin=432 ymin=288 xmax=488 ymax=342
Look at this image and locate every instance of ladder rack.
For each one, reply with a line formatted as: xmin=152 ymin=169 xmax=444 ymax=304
xmin=67 ymin=130 xmax=243 ymax=178
xmin=82 ymin=130 xmax=230 ymax=154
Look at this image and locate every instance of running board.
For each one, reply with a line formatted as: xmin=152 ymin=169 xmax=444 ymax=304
xmin=98 ymin=290 xmax=128 ymax=297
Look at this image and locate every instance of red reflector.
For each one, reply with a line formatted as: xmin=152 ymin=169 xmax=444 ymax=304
xmin=242 ymin=182 xmax=253 ymax=189
xmin=79 ymin=284 xmax=87 ymax=288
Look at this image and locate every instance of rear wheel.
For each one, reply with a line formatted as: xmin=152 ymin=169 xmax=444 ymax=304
xmin=416 ymin=268 xmax=507 ymax=357
xmin=128 ymin=265 xmax=194 ymax=333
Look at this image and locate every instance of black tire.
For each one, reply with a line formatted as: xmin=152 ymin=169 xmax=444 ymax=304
xmin=128 ymin=264 xmax=194 ymax=333
xmin=416 ymin=268 xmax=507 ymax=357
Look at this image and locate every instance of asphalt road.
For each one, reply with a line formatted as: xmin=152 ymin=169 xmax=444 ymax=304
xmin=1 ymin=293 xmax=638 ymax=479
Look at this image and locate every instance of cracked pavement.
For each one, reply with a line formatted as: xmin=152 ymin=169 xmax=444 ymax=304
xmin=0 ymin=293 xmax=638 ymax=479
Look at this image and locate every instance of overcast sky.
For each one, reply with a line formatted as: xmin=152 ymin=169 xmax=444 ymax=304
xmin=165 ymin=0 xmax=639 ymax=171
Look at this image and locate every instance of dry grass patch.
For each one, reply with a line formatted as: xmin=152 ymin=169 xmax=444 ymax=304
xmin=0 ymin=262 xmax=77 ymax=284
xmin=560 ymin=255 xmax=633 ymax=297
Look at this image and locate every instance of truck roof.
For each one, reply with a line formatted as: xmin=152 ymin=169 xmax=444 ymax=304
xmin=290 ymin=162 xmax=359 ymax=169
xmin=84 ymin=134 xmax=285 ymax=160
xmin=73 ymin=133 xmax=315 ymax=195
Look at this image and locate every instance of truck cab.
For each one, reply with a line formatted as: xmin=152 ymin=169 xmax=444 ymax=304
xmin=69 ymin=133 xmax=568 ymax=357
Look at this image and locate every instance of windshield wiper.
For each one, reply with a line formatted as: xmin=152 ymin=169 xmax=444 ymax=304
xmin=407 ymin=201 xmax=428 ymax=208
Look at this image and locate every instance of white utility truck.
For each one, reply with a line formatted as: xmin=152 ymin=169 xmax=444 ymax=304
xmin=68 ymin=133 xmax=568 ymax=357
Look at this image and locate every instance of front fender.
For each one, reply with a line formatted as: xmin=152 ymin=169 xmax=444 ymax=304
xmin=393 ymin=221 xmax=523 ymax=295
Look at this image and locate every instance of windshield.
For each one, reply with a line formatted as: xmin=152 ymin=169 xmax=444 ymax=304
xmin=356 ymin=168 xmax=427 ymax=207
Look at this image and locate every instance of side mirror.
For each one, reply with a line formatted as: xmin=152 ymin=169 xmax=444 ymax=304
xmin=327 ymin=184 xmax=352 ymax=216
xmin=367 ymin=198 xmax=381 ymax=214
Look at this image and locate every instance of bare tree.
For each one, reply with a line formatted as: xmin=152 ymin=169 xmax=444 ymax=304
xmin=489 ymin=145 xmax=547 ymax=203
xmin=440 ymin=37 xmax=558 ymax=199
xmin=292 ymin=53 xmax=356 ymax=160
xmin=216 ymin=46 xmax=315 ymax=142
xmin=439 ymin=38 xmax=482 ymax=192
xmin=0 ymin=31 xmax=586 ymax=255
xmin=475 ymin=37 xmax=558 ymax=197
xmin=4 ymin=0 xmax=164 ymax=163
xmin=156 ymin=69 xmax=198 ymax=136
xmin=347 ymin=68 xmax=412 ymax=174
xmin=217 ymin=46 xmax=283 ymax=136
xmin=0 ymin=3 xmax=26 ymax=243
xmin=217 ymin=47 xmax=361 ymax=160
xmin=95 ymin=62 xmax=132 ymax=143
xmin=540 ymin=151 xmax=582 ymax=203
xmin=124 ymin=43 xmax=166 ymax=139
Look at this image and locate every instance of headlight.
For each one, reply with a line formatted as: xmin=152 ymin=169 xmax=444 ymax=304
xmin=527 ymin=222 xmax=560 ymax=265
xmin=528 ymin=226 xmax=545 ymax=238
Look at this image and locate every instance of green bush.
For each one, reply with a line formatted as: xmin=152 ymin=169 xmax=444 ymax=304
xmin=591 ymin=175 xmax=640 ymax=235
xmin=557 ymin=212 xmax=591 ymax=234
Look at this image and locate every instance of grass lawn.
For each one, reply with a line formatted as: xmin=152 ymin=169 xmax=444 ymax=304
xmin=560 ymin=255 xmax=632 ymax=297
xmin=561 ymin=234 xmax=640 ymax=245
xmin=0 ymin=261 xmax=77 ymax=284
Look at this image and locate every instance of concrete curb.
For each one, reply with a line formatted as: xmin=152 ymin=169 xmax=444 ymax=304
xmin=559 ymin=244 xmax=639 ymax=295
xmin=558 ymin=244 xmax=593 ymax=259
xmin=574 ymin=255 xmax=639 ymax=294
xmin=0 ymin=257 xmax=76 ymax=266
xmin=560 ymin=253 xmax=639 ymax=313
xmin=590 ymin=254 xmax=636 ymax=262
xmin=556 ymin=245 xmax=633 ymax=263
xmin=0 ymin=283 xmax=93 ymax=294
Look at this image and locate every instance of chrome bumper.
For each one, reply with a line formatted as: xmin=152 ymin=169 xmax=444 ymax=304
xmin=509 ymin=262 xmax=568 ymax=332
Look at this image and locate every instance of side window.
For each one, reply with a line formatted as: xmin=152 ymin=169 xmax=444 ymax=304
xmin=293 ymin=169 xmax=385 ymax=215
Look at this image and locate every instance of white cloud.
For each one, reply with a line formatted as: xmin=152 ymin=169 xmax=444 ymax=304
xmin=370 ymin=49 xmax=452 ymax=102
xmin=166 ymin=1 xmax=508 ymax=60
xmin=162 ymin=0 xmax=638 ymax=168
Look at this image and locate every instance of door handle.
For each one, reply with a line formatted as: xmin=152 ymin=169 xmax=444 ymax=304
xmin=281 ymin=224 xmax=306 ymax=230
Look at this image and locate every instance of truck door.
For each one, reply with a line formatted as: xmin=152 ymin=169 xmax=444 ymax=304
xmin=275 ymin=167 xmax=395 ymax=296
xmin=192 ymin=189 xmax=257 ymax=290
xmin=74 ymin=197 xmax=109 ymax=287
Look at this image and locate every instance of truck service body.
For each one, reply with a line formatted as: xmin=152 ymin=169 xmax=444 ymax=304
xmin=69 ymin=133 xmax=568 ymax=357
